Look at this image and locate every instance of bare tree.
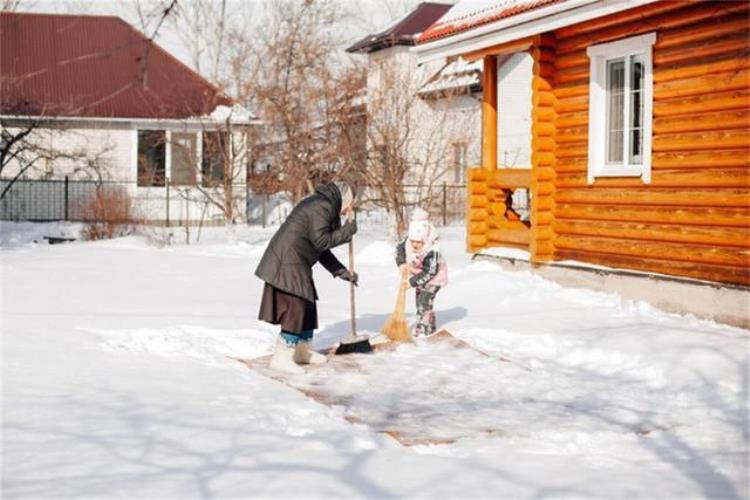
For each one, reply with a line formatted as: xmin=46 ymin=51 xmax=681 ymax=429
xmin=360 ymin=57 xmax=473 ymax=235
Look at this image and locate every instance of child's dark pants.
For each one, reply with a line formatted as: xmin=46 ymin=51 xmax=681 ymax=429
xmin=415 ymin=285 xmax=441 ymax=337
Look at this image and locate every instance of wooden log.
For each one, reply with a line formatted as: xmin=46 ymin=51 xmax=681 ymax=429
xmin=555 ymin=65 xmax=589 ymax=85
xmin=653 ymin=89 xmax=749 ymax=118
xmin=532 ymin=90 xmax=555 ymax=107
xmin=555 ymin=127 xmax=587 ymax=145
xmin=532 ymin=137 xmax=556 ymax=152
xmin=555 ymin=94 xmax=588 ymax=114
xmin=555 ymin=144 xmax=587 ymax=159
xmin=532 ymin=107 xmax=556 ymax=122
xmin=553 ymin=219 xmax=750 ymax=248
xmin=468 ymin=234 xmax=488 ymax=249
xmin=554 ymin=204 xmax=750 ymax=228
xmin=531 ymin=121 xmax=556 ymax=137
xmin=653 ymin=55 xmax=750 ymax=84
xmin=468 ymin=182 xmax=489 ymax=195
xmin=652 ymin=149 xmax=750 ymax=169
xmin=464 ymin=36 xmax=537 ymax=62
xmin=530 ymin=239 xmax=555 ymax=260
xmin=482 ymin=55 xmax=498 ymax=170
xmin=654 ymin=68 xmax=749 ymax=100
xmin=488 ymin=202 xmax=507 ymax=218
xmin=556 ymin=169 xmax=750 ymax=189
xmin=652 ymin=130 xmax=750 ymax=152
xmin=554 ymin=249 xmax=749 ymax=286
xmin=535 ymin=182 xmax=555 ymax=197
xmin=531 ymin=151 xmax=556 ymax=166
xmin=536 ymin=210 xmax=555 ymax=225
xmin=488 ymin=227 xmax=531 ymax=245
xmin=489 ymin=169 xmax=532 ymax=189
xmin=555 ymin=234 xmax=750 ymax=267
xmin=555 ymin=1 xmax=700 ymax=41
xmin=653 ymin=110 xmax=750 ymax=134
xmin=655 ymin=34 xmax=749 ymax=66
xmin=556 ymin=1 xmax=749 ymax=54
xmin=554 ymin=188 xmax=750 ymax=207
xmin=469 ymin=221 xmax=489 ymax=234
xmin=657 ymin=13 xmax=750 ymax=49
xmin=555 ymin=49 xmax=587 ymax=70
xmin=468 ymin=208 xmax=488 ymax=222
xmin=536 ymin=166 xmax=556 ymax=182
xmin=556 ymin=111 xmax=588 ymax=129
xmin=470 ymin=195 xmax=488 ymax=209
xmin=467 ymin=168 xmax=488 ymax=182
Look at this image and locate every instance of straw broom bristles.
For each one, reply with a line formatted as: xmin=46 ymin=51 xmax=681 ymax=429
xmin=381 ymin=275 xmax=412 ymax=342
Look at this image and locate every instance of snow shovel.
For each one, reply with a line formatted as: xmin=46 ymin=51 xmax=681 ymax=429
xmin=381 ymin=269 xmax=412 ymax=342
xmin=335 ymin=235 xmax=373 ymax=355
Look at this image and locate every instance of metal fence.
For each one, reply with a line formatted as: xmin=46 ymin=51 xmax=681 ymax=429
xmin=0 ymin=177 xmax=467 ymax=227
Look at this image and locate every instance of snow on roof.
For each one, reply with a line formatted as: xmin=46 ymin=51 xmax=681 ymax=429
xmin=209 ymin=104 xmax=256 ymax=125
xmin=418 ymin=56 xmax=483 ymax=98
xmin=417 ymin=0 xmax=563 ymax=43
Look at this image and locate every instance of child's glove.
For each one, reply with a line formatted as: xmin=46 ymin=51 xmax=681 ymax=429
xmin=335 ymin=269 xmax=359 ymax=286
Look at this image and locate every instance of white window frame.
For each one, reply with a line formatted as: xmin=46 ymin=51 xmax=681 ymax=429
xmin=586 ymin=32 xmax=655 ymax=184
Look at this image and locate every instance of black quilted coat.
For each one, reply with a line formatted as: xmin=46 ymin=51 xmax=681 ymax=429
xmin=254 ymin=182 xmax=356 ymax=302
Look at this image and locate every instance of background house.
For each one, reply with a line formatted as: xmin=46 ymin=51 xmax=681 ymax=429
xmin=415 ymin=0 xmax=749 ymax=326
xmin=0 ymin=12 xmax=255 ymax=225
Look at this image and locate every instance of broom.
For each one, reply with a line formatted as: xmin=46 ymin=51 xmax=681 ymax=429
xmin=381 ymin=269 xmax=412 ymax=342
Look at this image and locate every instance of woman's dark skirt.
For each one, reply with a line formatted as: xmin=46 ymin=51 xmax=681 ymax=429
xmin=258 ymin=283 xmax=318 ymax=334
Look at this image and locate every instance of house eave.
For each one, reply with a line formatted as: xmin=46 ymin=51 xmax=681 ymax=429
xmin=0 ymin=114 xmax=261 ymax=129
xmin=414 ymin=0 xmax=660 ymax=63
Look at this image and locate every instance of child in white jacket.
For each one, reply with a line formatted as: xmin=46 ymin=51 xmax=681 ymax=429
xmin=395 ymin=208 xmax=448 ymax=337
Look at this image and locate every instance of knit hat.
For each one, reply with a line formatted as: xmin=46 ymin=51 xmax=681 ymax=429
xmin=411 ymin=207 xmax=429 ymax=222
xmin=408 ymin=220 xmax=429 ymax=242
xmin=333 ymin=181 xmax=354 ymax=211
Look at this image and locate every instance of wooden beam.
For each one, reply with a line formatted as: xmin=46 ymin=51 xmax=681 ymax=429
xmin=463 ymin=36 xmax=537 ymax=62
xmin=482 ymin=55 xmax=498 ymax=171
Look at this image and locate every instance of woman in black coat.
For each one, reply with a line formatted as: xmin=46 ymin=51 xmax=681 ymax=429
xmin=255 ymin=181 xmax=358 ymax=373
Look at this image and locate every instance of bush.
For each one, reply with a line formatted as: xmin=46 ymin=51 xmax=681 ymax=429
xmin=77 ymin=188 xmax=136 ymax=240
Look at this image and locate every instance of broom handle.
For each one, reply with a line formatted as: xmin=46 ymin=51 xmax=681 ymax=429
xmin=349 ymin=238 xmax=356 ymax=336
xmin=395 ymin=272 xmax=408 ymax=319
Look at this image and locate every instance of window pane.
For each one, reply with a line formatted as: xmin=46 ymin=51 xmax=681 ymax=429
xmin=171 ymin=133 xmax=197 ymax=186
xmin=629 ymin=55 xmax=645 ymax=165
xmin=606 ymin=59 xmax=625 ymax=164
xmin=202 ymin=132 xmax=228 ymax=187
xmin=137 ymin=130 xmax=165 ymax=187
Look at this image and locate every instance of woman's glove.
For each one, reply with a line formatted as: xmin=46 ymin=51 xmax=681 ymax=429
xmin=335 ymin=269 xmax=359 ymax=286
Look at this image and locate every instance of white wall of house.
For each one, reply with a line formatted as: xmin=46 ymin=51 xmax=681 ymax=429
xmin=497 ymin=52 xmax=533 ymax=169
xmin=1 ymin=121 xmax=249 ymax=224
xmin=365 ymin=45 xmax=481 ymax=187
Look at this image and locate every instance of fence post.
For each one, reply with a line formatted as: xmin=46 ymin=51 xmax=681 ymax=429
xmin=165 ymin=177 xmax=170 ymax=228
xmin=262 ymin=193 xmax=268 ymax=228
xmin=442 ymin=181 xmax=447 ymax=226
xmin=64 ymin=176 xmax=69 ymax=221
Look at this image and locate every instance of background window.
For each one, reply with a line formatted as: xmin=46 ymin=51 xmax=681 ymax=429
xmin=202 ymin=132 xmax=228 ymax=187
xmin=137 ymin=130 xmax=165 ymax=187
xmin=170 ymin=133 xmax=197 ymax=186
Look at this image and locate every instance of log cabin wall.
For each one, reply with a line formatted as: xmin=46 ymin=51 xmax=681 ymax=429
xmin=550 ymin=0 xmax=750 ymax=286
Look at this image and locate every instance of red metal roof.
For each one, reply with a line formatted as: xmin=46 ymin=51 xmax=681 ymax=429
xmin=0 ymin=12 xmax=231 ymax=119
xmin=417 ymin=0 xmax=564 ymax=44
xmin=347 ymin=2 xmax=453 ymax=53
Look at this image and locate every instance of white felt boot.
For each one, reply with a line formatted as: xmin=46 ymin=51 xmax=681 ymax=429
xmin=269 ymin=340 xmax=305 ymax=374
xmin=294 ymin=341 xmax=327 ymax=365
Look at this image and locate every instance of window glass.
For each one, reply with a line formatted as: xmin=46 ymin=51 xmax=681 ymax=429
xmin=171 ymin=132 xmax=197 ymax=186
xmin=137 ymin=130 xmax=165 ymax=187
xmin=606 ymin=58 xmax=625 ymax=164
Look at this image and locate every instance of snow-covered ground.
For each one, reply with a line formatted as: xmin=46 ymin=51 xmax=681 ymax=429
xmin=1 ymin=221 xmax=748 ymax=498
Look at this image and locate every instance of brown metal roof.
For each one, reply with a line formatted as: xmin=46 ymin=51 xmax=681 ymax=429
xmin=417 ymin=0 xmax=563 ymax=44
xmin=0 ymin=12 xmax=231 ymax=119
xmin=346 ymin=2 xmax=453 ymax=54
